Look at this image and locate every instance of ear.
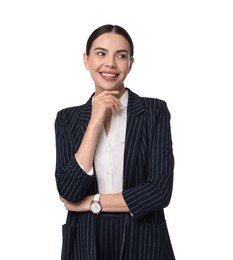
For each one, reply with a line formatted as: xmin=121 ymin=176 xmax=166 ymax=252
xmin=83 ymin=53 xmax=90 ymax=70
xmin=128 ymin=57 xmax=134 ymax=73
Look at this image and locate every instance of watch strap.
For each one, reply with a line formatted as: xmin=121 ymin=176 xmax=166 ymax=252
xmin=93 ymin=193 xmax=100 ymax=202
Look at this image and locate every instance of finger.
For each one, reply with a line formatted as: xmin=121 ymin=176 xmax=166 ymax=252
xmin=95 ymin=91 xmax=121 ymax=106
xmin=60 ymin=196 xmax=66 ymax=202
xmin=64 ymin=202 xmax=79 ymax=212
xmin=99 ymin=90 xmax=119 ymax=96
xmin=96 ymin=96 xmax=121 ymax=109
xmin=96 ymin=94 xmax=120 ymax=103
xmin=100 ymin=101 xmax=120 ymax=113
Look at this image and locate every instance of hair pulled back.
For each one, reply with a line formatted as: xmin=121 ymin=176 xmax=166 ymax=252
xmin=86 ymin=24 xmax=134 ymax=57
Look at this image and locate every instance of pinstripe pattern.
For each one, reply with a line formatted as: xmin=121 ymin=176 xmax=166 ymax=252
xmin=96 ymin=213 xmax=125 ymax=260
xmin=55 ymin=89 xmax=175 ymax=260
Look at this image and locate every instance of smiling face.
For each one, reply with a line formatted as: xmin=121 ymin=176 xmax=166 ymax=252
xmin=83 ymin=32 xmax=134 ymax=96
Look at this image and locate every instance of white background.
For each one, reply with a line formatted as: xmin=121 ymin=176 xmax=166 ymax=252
xmin=0 ymin=0 xmax=233 ymax=259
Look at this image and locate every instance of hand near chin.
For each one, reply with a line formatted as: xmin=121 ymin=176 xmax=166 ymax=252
xmin=90 ymin=90 xmax=121 ymax=126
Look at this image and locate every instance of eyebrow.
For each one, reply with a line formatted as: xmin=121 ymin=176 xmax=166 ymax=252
xmin=94 ymin=47 xmax=129 ymax=53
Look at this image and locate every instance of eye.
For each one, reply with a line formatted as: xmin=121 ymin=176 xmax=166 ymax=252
xmin=96 ymin=51 xmax=106 ymax=56
xmin=116 ymin=53 xmax=127 ymax=59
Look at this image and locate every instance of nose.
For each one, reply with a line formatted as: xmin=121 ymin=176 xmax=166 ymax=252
xmin=105 ymin=55 xmax=117 ymax=68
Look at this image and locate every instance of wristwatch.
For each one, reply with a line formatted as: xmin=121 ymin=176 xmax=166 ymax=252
xmin=90 ymin=194 xmax=102 ymax=214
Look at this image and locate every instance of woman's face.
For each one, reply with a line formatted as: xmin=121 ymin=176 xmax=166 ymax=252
xmin=84 ymin=32 xmax=134 ymax=95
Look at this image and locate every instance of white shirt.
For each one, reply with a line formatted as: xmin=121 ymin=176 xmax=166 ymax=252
xmin=94 ymin=90 xmax=128 ymax=194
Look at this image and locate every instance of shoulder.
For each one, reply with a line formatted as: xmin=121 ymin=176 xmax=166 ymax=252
xmin=55 ymin=93 xmax=93 ymax=123
xmin=142 ymin=98 xmax=171 ymax=126
xmin=142 ymin=96 xmax=168 ymax=109
xmin=57 ymin=104 xmax=84 ymax=117
xmin=56 ymin=104 xmax=85 ymax=122
xmin=55 ymin=96 xmax=92 ymax=131
xmin=128 ymin=89 xmax=170 ymax=115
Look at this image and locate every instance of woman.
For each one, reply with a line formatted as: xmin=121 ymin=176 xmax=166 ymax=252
xmin=55 ymin=24 xmax=175 ymax=260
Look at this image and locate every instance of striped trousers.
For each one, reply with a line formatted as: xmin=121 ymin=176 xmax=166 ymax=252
xmin=96 ymin=213 xmax=125 ymax=260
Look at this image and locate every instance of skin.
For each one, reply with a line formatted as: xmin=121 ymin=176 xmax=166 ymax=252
xmin=60 ymin=32 xmax=134 ymax=213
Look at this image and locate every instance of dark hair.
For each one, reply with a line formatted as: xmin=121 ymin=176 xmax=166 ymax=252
xmin=86 ymin=24 xmax=134 ymax=57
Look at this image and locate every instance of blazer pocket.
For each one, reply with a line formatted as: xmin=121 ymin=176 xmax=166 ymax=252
xmin=61 ymin=224 xmax=76 ymax=260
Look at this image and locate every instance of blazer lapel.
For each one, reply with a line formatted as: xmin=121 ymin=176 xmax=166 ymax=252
xmin=71 ymin=95 xmax=93 ymax=153
xmin=77 ymin=94 xmax=94 ymax=138
xmin=79 ymin=95 xmax=93 ymax=122
xmin=123 ymin=89 xmax=145 ymax=190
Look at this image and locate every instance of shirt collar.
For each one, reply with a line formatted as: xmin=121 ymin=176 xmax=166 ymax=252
xmin=119 ymin=89 xmax=128 ymax=110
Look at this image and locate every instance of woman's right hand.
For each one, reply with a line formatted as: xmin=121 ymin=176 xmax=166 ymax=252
xmin=89 ymin=90 xmax=121 ymax=127
xmin=75 ymin=90 xmax=121 ymax=172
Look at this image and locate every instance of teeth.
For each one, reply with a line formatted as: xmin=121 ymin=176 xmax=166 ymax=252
xmin=101 ymin=73 xmax=116 ymax=77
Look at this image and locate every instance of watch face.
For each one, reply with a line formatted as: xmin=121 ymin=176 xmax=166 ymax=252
xmin=91 ymin=201 xmax=101 ymax=214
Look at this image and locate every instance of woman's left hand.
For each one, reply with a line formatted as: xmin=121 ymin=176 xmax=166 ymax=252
xmin=60 ymin=195 xmax=93 ymax=212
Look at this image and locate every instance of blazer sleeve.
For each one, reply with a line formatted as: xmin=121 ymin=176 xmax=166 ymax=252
xmin=54 ymin=109 xmax=95 ymax=202
xmin=122 ymin=101 xmax=174 ymax=218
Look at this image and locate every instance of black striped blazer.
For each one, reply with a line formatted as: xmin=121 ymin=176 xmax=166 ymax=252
xmin=55 ymin=88 xmax=175 ymax=260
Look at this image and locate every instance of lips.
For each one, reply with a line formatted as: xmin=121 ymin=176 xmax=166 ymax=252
xmin=100 ymin=72 xmax=119 ymax=79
